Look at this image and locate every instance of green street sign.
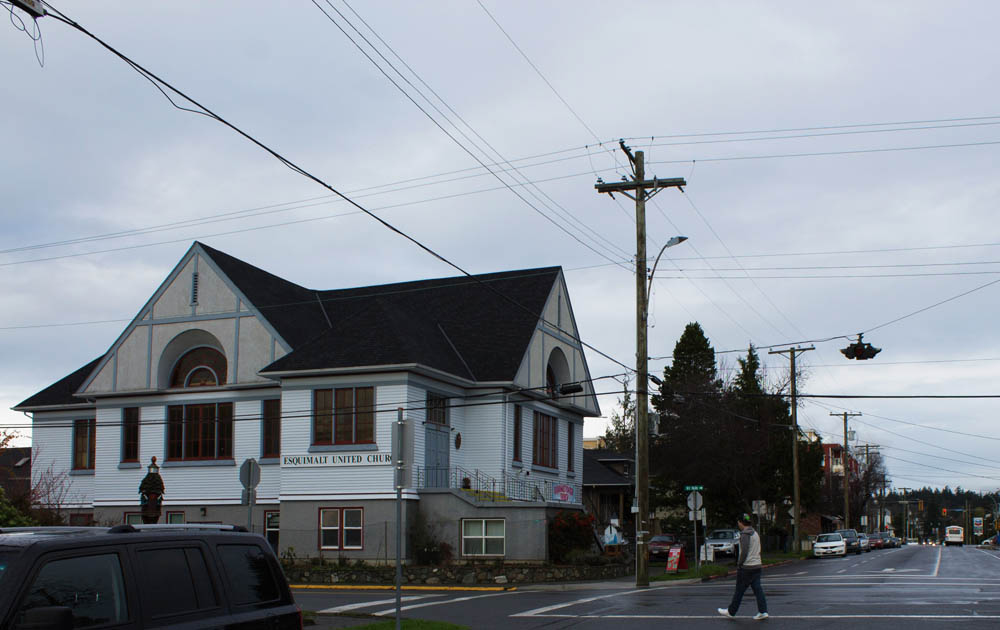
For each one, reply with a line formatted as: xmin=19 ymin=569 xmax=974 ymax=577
xmin=684 ymin=485 xmax=704 ymax=491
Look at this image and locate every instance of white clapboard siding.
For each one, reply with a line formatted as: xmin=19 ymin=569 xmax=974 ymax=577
xmin=32 ymin=411 xmax=93 ymax=508
xmin=278 ymin=384 xmax=404 ymax=498
xmin=95 ymin=407 xmax=135 ymax=503
xmin=460 ymin=394 xmax=503 ymax=481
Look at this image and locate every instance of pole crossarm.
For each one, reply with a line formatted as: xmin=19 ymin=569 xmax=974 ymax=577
xmin=595 ymin=177 xmax=687 ymax=195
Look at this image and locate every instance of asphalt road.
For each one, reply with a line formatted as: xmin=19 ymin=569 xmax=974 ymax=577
xmin=295 ymin=544 xmax=1000 ymax=628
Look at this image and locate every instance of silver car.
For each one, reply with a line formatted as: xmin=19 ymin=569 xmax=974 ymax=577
xmin=706 ymin=529 xmax=740 ymax=556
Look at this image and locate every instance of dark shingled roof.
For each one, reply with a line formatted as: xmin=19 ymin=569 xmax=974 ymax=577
xmin=19 ymin=244 xmax=564 ymax=409
xmin=259 ymin=265 xmax=561 ymax=382
xmin=15 ymin=357 xmax=102 ymax=410
xmin=583 ymin=449 xmax=632 ymax=487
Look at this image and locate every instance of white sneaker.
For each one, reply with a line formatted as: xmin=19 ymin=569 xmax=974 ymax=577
xmin=717 ymin=608 xmax=734 ymax=617
xmin=753 ymin=612 xmax=769 ymax=620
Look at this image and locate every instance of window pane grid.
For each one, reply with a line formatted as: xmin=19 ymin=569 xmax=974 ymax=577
xmin=462 ymin=519 xmax=505 ymax=557
xmin=315 ymin=387 xmax=376 ymax=446
xmin=533 ymin=412 xmax=557 ymax=469
xmin=320 ymin=508 xmax=363 ymax=550
xmin=122 ymin=407 xmax=140 ymax=462
xmin=262 ymin=399 xmax=281 ymax=458
xmin=166 ymin=403 xmax=234 ymax=461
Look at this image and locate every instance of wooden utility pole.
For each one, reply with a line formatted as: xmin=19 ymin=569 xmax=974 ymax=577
xmin=596 ymin=141 xmax=686 ymax=588
xmin=831 ymin=412 xmax=861 ymax=529
xmin=769 ymin=346 xmax=814 ymax=552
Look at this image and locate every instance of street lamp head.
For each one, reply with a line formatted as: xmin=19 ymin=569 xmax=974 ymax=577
xmin=665 ymin=236 xmax=688 ymax=248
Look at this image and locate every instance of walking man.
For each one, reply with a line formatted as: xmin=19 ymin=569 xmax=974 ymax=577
xmin=718 ymin=513 xmax=768 ymax=620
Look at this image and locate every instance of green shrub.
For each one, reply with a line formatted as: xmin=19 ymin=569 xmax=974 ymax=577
xmin=548 ymin=510 xmax=596 ymax=564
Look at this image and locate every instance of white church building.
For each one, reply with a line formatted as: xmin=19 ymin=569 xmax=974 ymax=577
xmin=16 ymin=242 xmax=600 ymax=561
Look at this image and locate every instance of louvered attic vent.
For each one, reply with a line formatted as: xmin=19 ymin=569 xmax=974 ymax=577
xmin=191 ymin=272 xmax=199 ymax=305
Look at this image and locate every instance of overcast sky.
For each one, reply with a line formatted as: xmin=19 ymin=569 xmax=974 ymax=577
xmin=3 ymin=1 xmax=999 ymax=493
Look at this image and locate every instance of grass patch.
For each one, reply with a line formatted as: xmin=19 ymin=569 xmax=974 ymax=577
xmin=763 ymin=551 xmax=810 ymax=563
xmin=651 ymin=563 xmax=730 ymax=582
xmin=346 ymin=621 xmax=470 ymax=630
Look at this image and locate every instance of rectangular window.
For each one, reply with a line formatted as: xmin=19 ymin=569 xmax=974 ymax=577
xmin=68 ymin=513 xmax=94 ymax=526
xmin=18 ymin=553 xmax=130 ymax=627
xmin=166 ymin=403 xmax=234 ymax=460
xmin=122 ymin=407 xmax=140 ymax=463
xmin=512 ymin=405 xmax=522 ymax=462
xmin=567 ymin=421 xmax=575 ymax=472
xmin=262 ymin=399 xmax=281 ymax=458
xmin=313 ymin=389 xmax=333 ymax=444
xmin=217 ymin=544 xmax=280 ymax=606
xmin=462 ymin=519 xmax=505 ymax=556
xmin=533 ymin=412 xmax=557 ymax=469
xmin=72 ymin=418 xmax=96 ymax=470
xmin=265 ymin=511 xmax=280 ymax=550
xmin=319 ymin=508 xmax=364 ymax=550
xmin=427 ymin=392 xmax=448 ymax=426
xmin=125 ymin=513 xmax=142 ymax=525
xmin=320 ymin=509 xmax=339 ymax=549
xmin=167 ymin=512 xmax=186 ymax=524
xmin=136 ymin=547 xmax=217 ymax=618
xmin=314 ymin=387 xmax=375 ymax=446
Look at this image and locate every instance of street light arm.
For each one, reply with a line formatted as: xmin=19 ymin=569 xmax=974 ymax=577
xmin=646 ymin=236 xmax=688 ymax=299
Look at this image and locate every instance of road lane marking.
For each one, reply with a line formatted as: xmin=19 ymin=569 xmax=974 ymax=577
xmin=837 ymin=569 xmax=847 ymax=573
xmin=512 ymin=587 xmax=658 ymax=617
xmin=934 ymin=545 xmax=942 ymax=576
xmin=373 ymin=591 xmax=517 ymax=616
xmin=320 ymin=595 xmax=440 ymax=613
xmin=520 ymin=614 xmax=1000 ymax=620
xmin=976 ymin=548 xmax=1000 ymax=561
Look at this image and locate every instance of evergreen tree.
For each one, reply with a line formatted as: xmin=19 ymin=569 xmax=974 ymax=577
xmin=0 ymin=487 xmax=34 ymax=527
xmin=601 ymin=381 xmax=635 ymax=454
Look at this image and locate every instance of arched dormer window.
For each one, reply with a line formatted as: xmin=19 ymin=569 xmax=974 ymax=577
xmin=546 ymin=347 xmax=571 ymax=400
xmin=169 ymin=347 xmax=227 ymax=389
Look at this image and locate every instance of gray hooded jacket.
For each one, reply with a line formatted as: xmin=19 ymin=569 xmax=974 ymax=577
xmin=737 ymin=526 xmax=762 ymax=569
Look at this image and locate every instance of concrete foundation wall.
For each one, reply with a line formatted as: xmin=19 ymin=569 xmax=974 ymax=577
xmin=277 ymin=498 xmax=417 ymax=563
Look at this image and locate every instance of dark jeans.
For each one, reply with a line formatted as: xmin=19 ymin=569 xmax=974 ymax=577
xmin=728 ymin=567 xmax=767 ymax=615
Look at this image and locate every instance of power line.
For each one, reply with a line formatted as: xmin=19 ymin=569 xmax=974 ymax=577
xmin=629 ymin=114 xmax=1000 ymax=141
xmin=38 ymin=3 xmax=633 ymax=374
xmin=311 ymin=0 xmax=632 ymax=269
xmin=8 ymin=383 xmax=626 ymax=432
xmin=805 ymin=400 xmax=1000 ymax=466
xmin=648 ymin=138 xmax=1000 ymax=166
xmin=881 ymin=454 xmax=1000 ymax=482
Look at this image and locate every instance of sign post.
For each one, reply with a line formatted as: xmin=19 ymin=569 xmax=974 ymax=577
xmin=687 ymin=488 xmax=704 ymax=572
xmin=239 ymin=458 xmax=261 ymax=532
xmin=394 ymin=408 xmax=405 ymax=630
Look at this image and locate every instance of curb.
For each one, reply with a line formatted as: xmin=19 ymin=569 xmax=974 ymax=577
xmin=292 ymin=584 xmax=515 ymax=592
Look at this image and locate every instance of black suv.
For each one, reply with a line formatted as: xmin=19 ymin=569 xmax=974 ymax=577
xmin=0 ymin=524 xmax=301 ymax=630
xmin=835 ymin=528 xmax=862 ymax=555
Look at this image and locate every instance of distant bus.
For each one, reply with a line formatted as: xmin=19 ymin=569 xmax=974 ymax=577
xmin=944 ymin=525 xmax=964 ymax=546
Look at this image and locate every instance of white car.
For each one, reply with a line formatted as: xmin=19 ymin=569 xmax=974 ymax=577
xmin=813 ymin=532 xmax=847 ymax=558
xmin=706 ymin=529 xmax=740 ymax=556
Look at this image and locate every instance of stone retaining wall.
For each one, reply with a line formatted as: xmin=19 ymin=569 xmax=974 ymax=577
xmin=283 ymin=561 xmax=632 ymax=585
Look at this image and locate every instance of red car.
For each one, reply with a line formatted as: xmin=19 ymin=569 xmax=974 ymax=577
xmin=868 ymin=533 xmax=885 ymax=549
xmin=648 ymin=534 xmax=680 ymax=559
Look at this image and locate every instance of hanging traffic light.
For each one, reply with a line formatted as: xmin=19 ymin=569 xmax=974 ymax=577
xmin=841 ymin=333 xmax=882 ymax=360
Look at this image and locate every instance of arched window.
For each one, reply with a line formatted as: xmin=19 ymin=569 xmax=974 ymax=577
xmin=169 ymin=347 xmax=227 ymax=389
xmin=546 ymin=347 xmax=571 ymax=400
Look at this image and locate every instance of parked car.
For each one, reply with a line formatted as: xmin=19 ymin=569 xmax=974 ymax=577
xmin=857 ymin=532 xmax=871 ymax=552
xmin=835 ymin=529 xmax=862 ymax=555
xmin=648 ymin=534 xmax=680 ymax=559
xmin=887 ymin=535 xmax=901 ymax=548
xmin=868 ymin=532 xmax=885 ymax=550
xmin=0 ymin=524 xmax=301 ymax=630
xmin=706 ymin=529 xmax=740 ymax=557
xmin=813 ymin=533 xmax=847 ymax=558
